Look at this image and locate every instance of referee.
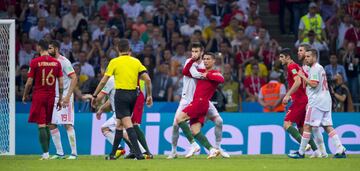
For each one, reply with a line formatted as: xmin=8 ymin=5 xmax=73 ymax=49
xmin=92 ymin=39 xmax=153 ymax=160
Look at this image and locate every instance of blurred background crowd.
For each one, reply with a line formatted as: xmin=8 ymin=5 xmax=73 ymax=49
xmin=1 ymin=0 xmax=359 ymax=112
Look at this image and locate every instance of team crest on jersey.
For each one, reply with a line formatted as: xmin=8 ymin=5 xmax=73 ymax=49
xmin=291 ymin=69 xmax=297 ymax=74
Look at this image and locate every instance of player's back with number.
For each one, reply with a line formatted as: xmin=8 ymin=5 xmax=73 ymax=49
xmin=307 ymin=63 xmax=331 ymax=111
xmin=29 ymin=56 xmax=62 ymax=95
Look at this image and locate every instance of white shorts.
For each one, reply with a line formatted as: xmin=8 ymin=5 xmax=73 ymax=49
xmin=51 ymin=96 xmax=75 ymax=125
xmin=305 ymin=106 xmax=333 ymax=127
xmin=173 ymin=98 xmax=220 ymax=124
xmin=102 ymin=114 xmax=117 ymax=132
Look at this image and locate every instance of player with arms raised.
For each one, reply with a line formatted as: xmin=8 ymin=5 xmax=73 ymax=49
xmin=22 ymin=40 xmax=64 ymax=160
xmin=288 ymin=49 xmax=346 ymax=159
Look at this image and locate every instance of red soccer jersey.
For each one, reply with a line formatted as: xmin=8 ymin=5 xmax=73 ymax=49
xmin=243 ymin=76 xmax=266 ymax=95
xmin=286 ymin=62 xmax=308 ymax=103
xmin=27 ymin=55 xmax=63 ymax=95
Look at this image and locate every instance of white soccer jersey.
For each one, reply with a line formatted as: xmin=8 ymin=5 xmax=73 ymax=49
xmin=55 ymin=55 xmax=75 ymax=98
xmin=101 ymin=77 xmax=116 ymax=112
xmin=302 ymin=64 xmax=310 ymax=75
xmin=181 ymin=59 xmax=205 ymax=101
xmin=306 ymin=63 xmax=332 ymax=111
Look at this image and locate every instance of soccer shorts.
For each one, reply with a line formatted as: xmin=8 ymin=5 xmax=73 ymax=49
xmin=183 ymin=99 xmax=209 ymax=126
xmin=173 ymin=98 xmax=220 ymax=125
xmin=114 ymin=89 xmax=137 ymax=119
xmin=28 ymin=93 xmax=55 ymax=125
xmin=284 ymin=101 xmax=307 ymax=127
xmin=102 ymin=114 xmax=117 ymax=132
xmin=131 ymin=91 xmax=145 ymax=124
xmin=305 ymin=106 xmax=333 ymax=127
xmin=51 ymin=96 xmax=75 ymax=125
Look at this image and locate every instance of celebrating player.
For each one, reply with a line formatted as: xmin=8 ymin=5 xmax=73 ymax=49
xmin=288 ymin=49 xmax=346 ymax=159
xmin=22 ymin=40 xmax=64 ymax=160
xmin=175 ymin=52 xmax=224 ymax=159
xmin=279 ymin=48 xmax=319 ymax=155
xmin=47 ymin=41 xmax=78 ymax=159
xmin=168 ymin=43 xmax=229 ymax=159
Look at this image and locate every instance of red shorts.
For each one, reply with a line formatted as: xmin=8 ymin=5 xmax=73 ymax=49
xmin=284 ymin=101 xmax=307 ymax=127
xmin=132 ymin=92 xmax=145 ymax=124
xmin=182 ymin=99 xmax=209 ymax=126
xmin=28 ymin=93 xmax=55 ymax=125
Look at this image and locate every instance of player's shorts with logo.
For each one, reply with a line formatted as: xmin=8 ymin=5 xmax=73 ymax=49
xmin=182 ymin=98 xmax=210 ymax=125
xmin=51 ymin=96 xmax=75 ymax=125
xmin=28 ymin=93 xmax=55 ymax=124
xmin=305 ymin=106 xmax=333 ymax=126
xmin=284 ymin=101 xmax=307 ymax=127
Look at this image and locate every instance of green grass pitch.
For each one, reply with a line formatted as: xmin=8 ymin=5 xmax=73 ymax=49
xmin=1 ymin=155 xmax=360 ymax=171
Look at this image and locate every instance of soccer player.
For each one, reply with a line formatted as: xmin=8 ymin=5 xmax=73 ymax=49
xmin=22 ymin=40 xmax=64 ymax=160
xmin=168 ymin=43 xmax=229 ymax=159
xmin=175 ymin=52 xmax=224 ymax=159
xmin=298 ymin=44 xmax=328 ymax=157
xmin=279 ymin=48 xmax=319 ymax=154
xmin=288 ymin=49 xmax=346 ymax=159
xmin=47 ymin=41 xmax=78 ymax=160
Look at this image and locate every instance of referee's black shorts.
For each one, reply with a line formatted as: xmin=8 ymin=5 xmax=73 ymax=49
xmin=114 ymin=89 xmax=138 ymax=119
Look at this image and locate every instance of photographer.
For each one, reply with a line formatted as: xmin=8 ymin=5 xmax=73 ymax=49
xmin=330 ymin=74 xmax=354 ymax=112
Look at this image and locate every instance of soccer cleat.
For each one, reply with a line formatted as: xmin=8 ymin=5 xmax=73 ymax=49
xmin=185 ymin=143 xmax=200 ymax=158
xmin=143 ymin=153 xmax=153 ymax=159
xmin=124 ymin=153 xmax=136 ymax=159
xmin=115 ymin=148 xmax=126 ymax=158
xmin=39 ymin=157 xmax=49 ymax=160
xmin=50 ymin=154 xmax=65 ymax=160
xmin=287 ymin=151 xmax=305 ymax=159
xmin=207 ymin=148 xmax=220 ymax=159
xmin=309 ymin=150 xmax=321 ymax=158
xmin=105 ymin=155 xmax=117 ymax=160
xmin=333 ymin=148 xmax=346 ymax=159
xmin=167 ymin=152 xmax=178 ymax=159
xmin=66 ymin=154 xmax=78 ymax=160
xmin=134 ymin=154 xmax=145 ymax=160
xmin=305 ymin=144 xmax=312 ymax=151
xmin=218 ymin=148 xmax=230 ymax=158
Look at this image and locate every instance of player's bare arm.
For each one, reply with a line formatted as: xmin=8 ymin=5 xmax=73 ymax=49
xmin=283 ymin=75 xmax=301 ymax=104
xmin=63 ymin=73 xmax=77 ymax=107
xmin=140 ymin=72 xmax=153 ymax=107
xmin=96 ymin=99 xmax=111 ymax=120
xmin=298 ymin=70 xmax=318 ymax=88
xmin=22 ymin=77 xmax=34 ymax=103
xmin=57 ymin=76 xmax=64 ymax=110
xmin=92 ymin=75 xmax=110 ymax=98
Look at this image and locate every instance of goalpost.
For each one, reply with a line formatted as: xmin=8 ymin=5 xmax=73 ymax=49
xmin=0 ymin=20 xmax=15 ymax=155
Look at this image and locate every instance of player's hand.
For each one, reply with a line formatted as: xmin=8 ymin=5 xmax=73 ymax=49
xmin=282 ymin=95 xmax=291 ymax=105
xmin=62 ymin=96 xmax=70 ymax=107
xmin=56 ymin=99 xmax=62 ymax=111
xmin=297 ymin=70 xmax=305 ymax=78
xmin=96 ymin=108 xmax=104 ymax=120
xmin=201 ymin=72 xmax=207 ymax=79
xmin=91 ymin=98 xmax=98 ymax=108
xmin=146 ymin=96 xmax=153 ymax=107
xmin=22 ymin=95 xmax=29 ymax=104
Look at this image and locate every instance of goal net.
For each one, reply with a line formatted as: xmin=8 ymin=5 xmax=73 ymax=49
xmin=0 ymin=20 xmax=15 ymax=155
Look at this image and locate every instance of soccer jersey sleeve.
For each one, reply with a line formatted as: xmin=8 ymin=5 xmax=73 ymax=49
xmin=105 ymin=59 xmax=115 ymax=77
xmin=101 ymin=77 xmax=114 ymax=95
xmin=206 ymin=70 xmax=224 ymax=83
xmin=288 ymin=64 xmax=299 ymax=79
xmin=63 ymin=59 xmax=75 ymax=76
xmin=27 ymin=60 xmax=36 ymax=78
xmin=309 ymin=67 xmax=320 ymax=83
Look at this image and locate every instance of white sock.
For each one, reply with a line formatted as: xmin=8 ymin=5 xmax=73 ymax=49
xmin=171 ymin=125 xmax=179 ymax=153
xmin=328 ymin=130 xmax=344 ymax=154
xmin=50 ymin=128 xmax=64 ymax=155
xmin=299 ymin=132 xmax=311 ymax=155
xmin=67 ymin=128 xmax=77 ymax=155
xmin=312 ymin=127 xmax=327 ymax=154
xmin=103 ymin=130 xmax=114 ymax=145
xmin=138 ymin=140 xmax=146 ymax=153
xmin=213 ymin=117 xmax=223 ymax=149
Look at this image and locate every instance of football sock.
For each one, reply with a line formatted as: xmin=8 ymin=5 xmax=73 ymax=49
xmin=110 ymin=129 xmax=123 ymax=156
xmin=328 ymin=130 xmax=344 ymax=154
xmin=286 ymin=126 xmax=302 ymax=143
xmin=312 ymin=127 xmax=327 ymax=154
xmin=103 ymin=130 xmax=115 ymax=145
xmin=194 ymin=132 xmax=212 ymax=150
xmin=178 ymin=121 xmax=195 ymax=144
xmin=66 ymin=127 xmax=77 ymax=155
xmin=45 ymin=127 xmax=50 ymax=150
xmin=171 ymin=125 xmax=180 ymax=153
xmin=126 ymin=127 xmax=142 ymax=156
xmin=38 ymin=127 xmax=49 ymax=153
xmin=134 ymin=125 xmax=151 ymax=154
xmin=214 ymin=117 xmax=223 ymax=149
xmin=299 ymin=131 xmax=311 ymax=155
xmin=50 ymin=128 xmax=64 ymax=155
xmin=124 ymin=138 xmax=134 ymax=153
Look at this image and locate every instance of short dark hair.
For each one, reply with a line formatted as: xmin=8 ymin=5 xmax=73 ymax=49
xmin=118 ymin=39 xmax=130 ymax=52
xmin=37 ymin=40 xmax=49 ymax=50
xmin=191 ymin=42 xmax=203 ymax=50
xmin=49 ymin=40 xmax=60 ymax=49
xmin=203 ymin=52 xmax=215 ymax=59
xmin=279 ymin=48 xmax=292 ymax=58
xmin=299 ymin=43 xmax=311 ymax=51
xmin=306 ymin=49 xmax=318 ymax=58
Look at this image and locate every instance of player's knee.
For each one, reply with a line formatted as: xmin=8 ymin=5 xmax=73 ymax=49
xmin=48 ymin=124 xmax=57 ymax=130
xmin=64 ymin=124 xmax=73 ymax=130
xmin=283 ymin=122 xmax=291 ymax=129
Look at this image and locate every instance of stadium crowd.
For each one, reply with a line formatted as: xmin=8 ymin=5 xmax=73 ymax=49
xmin=2 ymin=0 xmax=359 ymax=112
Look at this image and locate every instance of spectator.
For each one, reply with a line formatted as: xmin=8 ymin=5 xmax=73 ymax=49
xmin=199 ymin=5 xmax=219 ymax=28
xmin=1 ymin=4 xmax=17 ymax=19
xmin=80 ymin=0 xmax=96 ymax=19
xmin=92 ymin=18 xmax=107 ymax=41
xmin=129 ymin=30 xmax=145 ymax=56
xmin=108 ymin=8 xmax=126 ymax=38
xmin=235 ymin=38 xmax=254 ymax=67
xmin=180 ymin=15 xmax=202 ymax=37
xmin=152 ymin=62 xmax=173 ymax=101
xmin=174 ymin=5 xmax=188 ymax=27
xmin=147 ymin=27 xmax=166 ymax=52
xmin=189 ymin=0 xmax=206 ymax=18
xmin=133 ymin=15 xmax=147 ymax=35
xmin=245 ymin=17 xmax=270 ymax=42
xmin=320 ymin=0 xmax=337 ymax=22
xmin=99 ymin=0 xmax=120 ymax=21
xmin=142 ymin=55 xmax=155 ymax=79
xmin=343 ymin=18 xmax=360 ymax=54
xmin=298 ymin=2 xmax=327 ymax=44
xmin=144 ymin=0 xmax=161 ymax=15
xmin=29 ymin=17 xmax=49 ymax=42
xmin=222 ymin=2 xmax=246 ymax=28
xmin=72 ymin=19 xmax=89 ymax=40
xmin=62 ymin=2 xmax=85 ymax=34
xmin=15 ymin=65 xmax=29 ymax=101
xmin=289 ymin=0 xmax=308 ymax=36
xmin=171 ymin=66 xmax=184 ymax=102
xmin=258 ymin=71 xmax=286 ymax=113
xmin=153 ymin=5 xmax=169 ymax=30
xmin=325 ymin=54 xmax=348 ymax=83
xmin=224 ymin=17 xmax=242 ymax=40
xmin=157 ymin=48 xmax=173 ymax=68
xmin=245 ymin=0 xmax=259 ymax=26
xmin=69 ymin=40 xmax=81 ymax=63
xmin=202 ymin=18 xmax=218 ymax=42
xmin=331 ymin=74 xmax=354 ymax=112
xmin=279 ymin=0 xmax=294 ymax=35
xmin=46 ymin=3 xmax=61 ymax=30
xmin=80 ymin=31 xmax=91 ymax=52
xmin=206 ymin=26 xmax=231 ymax=52
xmin=244 ymin=57 xmax=269 ymax=79
xmin=106 ymin=37 xmax=120 ymax=59
xmin=243 ymin=63 xmax=266 ymax=102
xmin=19 ymin=2 xmax=39 ymax=33
xmin=80 ymin=67 xmax=103 ymax=94
xmin=122 ymin=0 xmax=143 ymax=20
xmin=251 ymin=27 xmax=270 ymax=50
xmin=218 ymin=41 xmax=234 ymax=66
xmin=86 ymin=40 xmax=105 ymax=66
xmin=296 ymin=30 xmax=328 ymax=54
xmin=59 ymin=0 xmax=72 ymax=16
xmin=211 ymin=0 xmax=231 ymax=19
xmin=74 ymin=51 xmax=95 ymax=78
xmin=140 ymin=22 xmax=154 ymax=44
xmin=336 ymin=14 xmax=353 ymax=50
xmin=60 ymin=33 xmax=72 ymax=58
xmin=163 ymin=19 xmax=180 ymax=43
xmin=231 ymin=27 xmax=246 ymax=53
xmin=138 ymin=45 xmax=156 ymax=69
xmin=343 ymin=42 xmax=360 ymax=102
xmin=172 ymin=43 xmax=187 ymax=67
xmin=222 ymin=64 xmax=240 ymax=112
xmin=18 ymin=40 xmax=35 ymax=66
xmin=258 ymin=39 xmax=280 ymax=69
